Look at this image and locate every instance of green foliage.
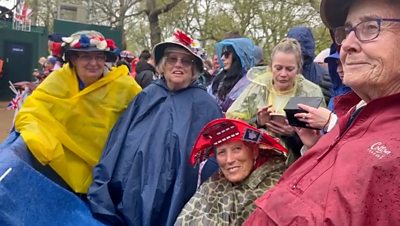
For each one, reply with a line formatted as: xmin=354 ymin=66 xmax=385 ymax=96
xmin=313 ymin=25 xmax=333 ymax=52
xmin=30 ymin=0 xmax=332 ymax=60
xmin=157 ymin=0 xmax=331 ymax=62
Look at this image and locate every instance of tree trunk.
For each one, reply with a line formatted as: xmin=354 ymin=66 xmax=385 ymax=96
xmin=30 ymin=0 xmax=39 ymax=26
xmin=148 ymin=13 xmax=161 ymax=47
xmin=146 ymin=0 xmax=182 ymax=47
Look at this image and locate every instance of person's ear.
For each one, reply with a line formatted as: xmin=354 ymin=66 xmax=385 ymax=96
xmin=253 ymin=145 xmax=260 ymax=159
xmin=70 ymin=54 xmax=78 ymax=66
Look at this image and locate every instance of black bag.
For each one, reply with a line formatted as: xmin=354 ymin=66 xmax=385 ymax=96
xmin=284 ymin=97 xmax=323 ymax=129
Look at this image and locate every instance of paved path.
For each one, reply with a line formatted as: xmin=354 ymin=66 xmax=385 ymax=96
xmin=0 ymin=101 xmax=14 ymax=141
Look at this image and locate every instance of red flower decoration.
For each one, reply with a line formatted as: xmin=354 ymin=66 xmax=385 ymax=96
xmin=174 ymin=29 xmax=193 ymax=46
xmin=73 ymin=42 xmax=81 ymax=48
xmin=106 ymin=39 xmax=117 ymax=50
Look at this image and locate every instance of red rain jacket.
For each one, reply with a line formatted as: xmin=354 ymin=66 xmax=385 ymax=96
xmin=245 ymin=92 xmax=400 ymax=226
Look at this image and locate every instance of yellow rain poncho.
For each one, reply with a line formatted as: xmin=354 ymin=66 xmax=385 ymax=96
xmin=15 ymin=64 xmax=142 ymax=193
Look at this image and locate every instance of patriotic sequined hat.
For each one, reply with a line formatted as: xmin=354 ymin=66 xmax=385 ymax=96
xmin=189 ymin=118 xmax=288 ymax=165
xmin=153 ymin=28 xmax=207 ymax=72
xmin=62 ymin=30 xmax=118 ymax=62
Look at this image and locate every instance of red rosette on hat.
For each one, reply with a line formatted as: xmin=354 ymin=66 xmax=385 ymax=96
xmin=174 ymin=29 xmax=194 ymax=46
xmin=152 ymin=28 xmax=207 ymax=72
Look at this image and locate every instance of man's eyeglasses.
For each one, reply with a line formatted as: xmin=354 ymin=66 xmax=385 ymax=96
xmin=334 ymin=18 xmax=400 ymax=45
xmin=165 ymin=56 xmax=194 ymax=67
xmin=77 ymin=54 xmax=107 ymax=63
xmin=221 ymin=51 xmax=231 ymax=59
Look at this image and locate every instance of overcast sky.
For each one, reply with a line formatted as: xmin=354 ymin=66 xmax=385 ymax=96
xmin=0 ymin=0 xmax=15 ymax=9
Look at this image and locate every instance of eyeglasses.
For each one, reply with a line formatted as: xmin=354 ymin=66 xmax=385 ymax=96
xmin=165 ymin=56 xmax=194 ymax=67
xmin=221 ymin=51 xmax=231 ymax=59
xmin=334 ymin=18 xmax=400 ymax=45
xmin=77 ymin=54 xmax=107 ymax=63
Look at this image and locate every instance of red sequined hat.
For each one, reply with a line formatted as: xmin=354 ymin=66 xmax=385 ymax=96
xmin=190 ymin=118 xmax=288 ymax=165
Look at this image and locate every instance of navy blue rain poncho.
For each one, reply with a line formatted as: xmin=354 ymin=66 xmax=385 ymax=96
xmin=88 ymin=78 xmax=223 ymax=226
xmin=0 ymin=132 xmax=104 ymax=226
xmin=326 ymin=43 xmax=352 ymax=110
xmin=287 ymin=26 xmax=326 ymax=84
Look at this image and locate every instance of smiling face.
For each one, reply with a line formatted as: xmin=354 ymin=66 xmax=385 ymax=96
xmin=215 ymin=140 xmax=258 ymax=184
xmin=271 ymin=51 xmax=299 ymax=91
xmin=71 ymin=51 xmax=106 ymax=87
xmin=163 ymin=49 xmax=195 ymax=91
xmin=340 ymin=0 xmax=400 ymax=101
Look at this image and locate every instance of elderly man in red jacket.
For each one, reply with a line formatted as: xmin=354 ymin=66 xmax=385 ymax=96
xmin=244 ymin=0 xmax=400 ymax=225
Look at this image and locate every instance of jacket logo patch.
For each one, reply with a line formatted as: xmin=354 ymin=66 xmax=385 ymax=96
xmin=368 ymin=142 xmax=391 ymax=159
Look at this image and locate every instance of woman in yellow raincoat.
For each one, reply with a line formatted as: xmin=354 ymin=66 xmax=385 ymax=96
xmin=13 ymin=30 xmax=142 ymax=194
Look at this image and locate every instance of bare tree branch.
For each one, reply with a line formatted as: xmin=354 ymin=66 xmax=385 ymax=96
xmin=125 ymin=10 xmax=147 ymax=18
xmin=150 ymin=0 xmax=182 ymax=17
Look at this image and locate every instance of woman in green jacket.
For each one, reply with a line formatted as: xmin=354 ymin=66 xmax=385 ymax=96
xmin=226 ymin=38 xmax=325 ymax=164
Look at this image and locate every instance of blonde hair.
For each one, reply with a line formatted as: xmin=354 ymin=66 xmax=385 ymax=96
xmin=270 ymin=38 xmax=303 ymax=73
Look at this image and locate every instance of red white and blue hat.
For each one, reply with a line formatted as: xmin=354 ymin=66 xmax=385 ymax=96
xmin=62 ymin=30 xmax=118 ymax=62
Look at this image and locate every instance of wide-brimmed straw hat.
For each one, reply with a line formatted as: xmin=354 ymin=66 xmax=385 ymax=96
xmin=62 ymin=30 xmax=118 ymax=62
xmin=152 ymin=28 xmax=207 ymax=72
xmin=189 ymin=118 xmax=288 ymax=166
xmin=320 ymin=0 xmax=354 ymax=29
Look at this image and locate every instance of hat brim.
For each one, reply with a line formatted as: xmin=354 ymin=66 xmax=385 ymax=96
xmin=48 ymin=33 xmax=64 ymax=43
xmin=320 ymin=0 xmax=354 ymax=29
xmin=64 ymin=47 xmax=116 ymax=62
xmin=152 ymin=42 xmax=204 ymax=72
xmin=324 ymin=52 xmax=340 ymax=63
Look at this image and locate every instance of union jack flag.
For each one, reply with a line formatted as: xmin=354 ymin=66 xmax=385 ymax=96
xmin=14 ymin=0 xmax=32 ymax=22
xmin=7 ymin=93 xmax=22 ymax=110
xmin=7 ymin=81 xmax=28 ymax=111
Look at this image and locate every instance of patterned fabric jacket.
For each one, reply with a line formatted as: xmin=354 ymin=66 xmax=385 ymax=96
xmin=175 ymin=155 xmax=286 ymax=226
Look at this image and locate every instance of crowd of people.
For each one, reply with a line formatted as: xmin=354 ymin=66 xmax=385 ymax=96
xmin=1 ymin=0 xmax=400 ymax=225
